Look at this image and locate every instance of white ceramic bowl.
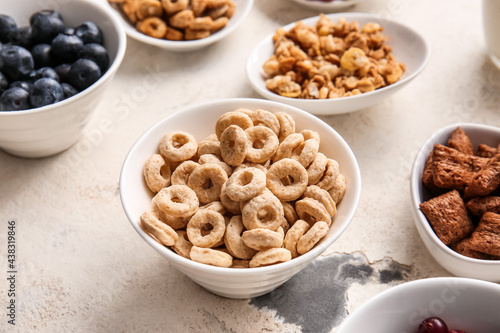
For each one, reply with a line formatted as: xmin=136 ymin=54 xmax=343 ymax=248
xmin=290 ymin=0 xmax=361 ymax=11
xmin=0 ymin=0 xmax=126 ymax=158
xmin=246 ymin=12 xmax=431 ymax=115
xmin=337 ymin=277 xmax=500 ymax=332
xmin=410 ymin=123 xmax=500 ymax=283
xmin=120 ymin=98 xmax=361 ymax=299
xmin=107 ymin=0 xmax=253 ymax=52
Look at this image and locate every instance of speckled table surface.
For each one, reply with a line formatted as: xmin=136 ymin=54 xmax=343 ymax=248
xmin=2 ymin=0 xmax=499 ymax=332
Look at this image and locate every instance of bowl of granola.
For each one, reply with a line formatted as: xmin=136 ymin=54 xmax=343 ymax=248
xmin=246 ymin=12 xmax=430 ymax=115
xmin=410 ymin=123 xmax=500 ymax=282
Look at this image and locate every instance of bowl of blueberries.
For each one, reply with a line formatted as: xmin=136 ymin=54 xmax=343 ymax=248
xmin=0 ymin=0 xmax=126 ymax=158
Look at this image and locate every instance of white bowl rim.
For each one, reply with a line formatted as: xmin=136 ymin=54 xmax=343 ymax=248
xmin=246 ymin=12 xmax=431 ymax=107
xmin=120 ymin=97 xmax=362 ymax=276
xmin=290 ymin=0 xmax=363 ymax=9
xmin=410 ymin=122 xmax=500 ymax=266
xmin=0 ymin=0 xmax=127 ymax=116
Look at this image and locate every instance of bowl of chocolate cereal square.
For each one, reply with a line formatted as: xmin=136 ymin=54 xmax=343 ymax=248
xmin=410 ymin=123 xmax=500 ymax=282
xmin=120 ymin=98 xmax=361 ymax=299
xmin=246 ymin=12 xmax=431 ymax=115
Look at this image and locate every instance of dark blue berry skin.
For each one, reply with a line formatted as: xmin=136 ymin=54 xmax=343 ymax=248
xmin=0 ymin=71 xmax=8 ymax=93
xmin=50 ymin=33 xmax=83 ymax=63
xmin=78 ymin=43 xmax=109 ymax=72
xmin=12 ymin=26 xmax=33 ymax=49
xmin=10 ymin=80 xmax=32 ymax=93
xmin=0 ymin=45 xmax=34 ymax=81
xmin=29 ymin=67 xmax=59 ymax=82
xmin=63 ymin=26 xmax=74 ymax=36
xmin=29 ymin=77 xmax=63 ymax=108
xmin=0 ymin=87 xmax=30 ymax=111
xmin=0 ymin=14 xmax=17 ymax=43
xmin=31 ymin=43 xmax=53 ymax=68
xmin=75 ymin=21 xmax=103 ymax=44
xmin=61 ymin=82 xmax=78 ymax=99
xmin=30 ymin=10 xmax=65 ymax=44
xmin=54 ymin=63 xmax=71 ymax=82
xmin=67 ymin=58 xmax=101 ymax=91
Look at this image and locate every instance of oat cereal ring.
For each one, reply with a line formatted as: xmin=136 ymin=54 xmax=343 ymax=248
xmin=307 ymin=152 xmax=328 ymax=185
xmin=233 ymin=162 xmax=268 ymax=175
xmin=185 ymin=28 xmax=211 ymax=40
xmin=165 ymin=26 xmax=184 ymax=41
xmin=280 ymin=216 xmax=291 ymax=234
xmin=225 ymin=167 xmax=266 ymax=202
xmin=266 ymin=158 xmax=308 ymax=201
xmin=246 ymin=109 xmax=280 ymax=136
xmin=171 ymin=160 xmax=199 ymax=186
xmin=187 ymin=163 xmax=228 ymax=204
xmin=275 ymin=111 xmax=296 ymax=142
xmin=191 ymin=0 xmax=207 ymax=16
xmin=328 ymin=174 xmax=347 ymax=204
xmin=190 ymin=246 xmax=233 ymax=268
xmin=282 ymin=201 xmax=298 ymax=226
xmin=283 ymin=219 xmax=309 ymax=258
xmin=198 ymin=137 xmax=221 ymax=158
xmin=159 ymin=131 xmax=197 ymax=163
xmin=136 ymin=17 xmax=167 ymax=39
xmin=241 ymin=227 xmax=284 ymax=251
xmin=140 ymin=211 xmax=178 ymax=246
xmin=169 ymin=9 xmax=195 ymax=30
xmin=220 ymin=125 xmax=249 ymax=166
xmin=173 ymin=230 xmax=192 ymax=259
xmin=220 ymin=182 xmax=241 ymax=214
xmin=301 ymin=129 xmax=321 ymax=145
xmin=224 ymin=215 xmax=257 ymax=259
xmin=190 ymin=16 xmax=213 ymax=30
xmin=153 ymin=185 xmax=199 ymax=218
xmin=231 ymin=259 xmax=250 ymax=268
xmin=292 ymin=139 xmax=320 ymax=168
xmin=198 ymin=153 xmax=232 ymax=177
xmin=186 ymin=210 xmax=226 ymax=248
xmin=316 ymin=159 xmax=340 ymax=191
xmin=152 ymin=199 xmax=189 ymax=230
xmin=297 ymin=221 xmax=329 ymax=255
xmin=249 ymin=248 xmax=292 ymax=268
xmin=136 ymin=0 xmax=163 ymax=20
xmin=242 ymin=190 xmax=284 ymax=231
xmin=122 ymin=0 xmax=139 ymax=23
xmin=245 ymin=126 xmax=279 ymax=163
xmin=143 ymin=154 xmax=171 ymax=193
xmin=295 ymin=197 xmax=332 ymax=226
xmin=302 ymin=185 xmax=337 ymax=218
xmin=198 ymin=201 xmax=227 ymax=215
xmin=161 ymin=0 xmax=189 ymax=15
xmin=211 ymin=17 xmax=229 ymax=32
xmin=273 ymin=133 xmax=304 ymax=162
xmin=215 ymin=111 xmax=254 ymax=140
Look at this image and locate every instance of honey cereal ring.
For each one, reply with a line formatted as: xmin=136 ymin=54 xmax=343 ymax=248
xmin=307 ymin=153 xmax=328 ymax=185
xmin=140 ymin=211 xmax=178 ymax=246
xmin=173 ymin=230 xmax=192 ymax=259
xmin=282 ymin=201 xmax=298 ymax=226
xmin=215 ymin=111 xmax=254 ymax=140
xmin=153 ymin=185 xmax=199 ymax=218
xmin=136 ymin=0 xmax=163 ymax=20
xmin=190 ymin=16 xmax=213 ymax=30
xmin=328 ymin=174 xmax=347 ymax=204
xmin=165 ymin=26 xmax=184 ymax=41
xmin=225 ymin=167 xmax=266 ymax=202
xmin=187 ymin=163 xmax=228 ymax=204
xmin=198 ymin=137 xmax=221 ymax=157
xmin=241 ymin=227 xmax=284 ymax=251
xmin=198 ymin=153 xmax=232 ymax=177
xmin=233 ymin=162 xmax=268 ymax=175
xmin=169 ymin=9 xmax=195 ymax=30
xmin=198 ymin=201 xmax=227 ymax=215
xmin=297 ymin=221 xmax=329 ymax=255
xmin=143 ymin=154 xmax=171 ymax=193
xmin=122 ymin=0 xmax=139 ymax=23
xmin=266 ymin=158 xmax=308 ymax=201
xmin=231 ymin=259 xmax=250 ymax=268
xmin=302 ymin=185 xmax=337 ymax=218
xmin=159 ymin=131 xmax=197 ymax=163
xmin=316 ymin=159 xmax=340 ymax=191
xmin=295 ymin=197 xmax=331 ymax=226
xmin=161 ymin=0 xmax=189 ymax=14
xmin=249 ymin=248 xmax=292 ymax=268
xmin=301 ymin=129 xmax=320 ymax=145
xmin=242 ymin=190 xmax=284 ymax=231
xmin=220 ymin=182 xmax=241 ymax=214
xmin=171 ymin=160 xmax=199 ymax=186
xmin=185 ymin=28 xmax=211 ymax=40
xmin=136 ymin=17 xmax=167 ymax=39
xmin=190 ymin=246 xmax=233 ymax=268
xmin=191 ymin=0 xmax=207 ymax=16
xmin=211 ymin=16 xmax=229 ymax=32
xmin=280 ymin=216 xmax=291 ymax=234
xmin=273 ymin=133 xmax=304 ymax=162
xmin=245 ymin=126 xmax=279 ymax=163
xmin=186 ymin=210 xmax=226 ymax=248
xmin=275 ymin=111 xmax=296 ymax=142
xmin=283 ymin=219 xmax=309 ymax=258
xmin=291 ymin=139 xmax=320 ymax=168
xmin=152 ymin=199 xmax=189 ymax=230
xmin=246 ymin=109 xmax=280 ymax=136
xmin=220 ymin=125 xmax=249 ymax=166
xmin=224 ymin=215 xmax=257 ymax=259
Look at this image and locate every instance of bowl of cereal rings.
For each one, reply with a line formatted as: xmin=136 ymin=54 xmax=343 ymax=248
xmin=106 ymin=0 xmax=254 ymax=52
xmin=246 ymin=12 xmax=431 ymax=115
xmin=120 ymin=98 xmax=361 ymax=299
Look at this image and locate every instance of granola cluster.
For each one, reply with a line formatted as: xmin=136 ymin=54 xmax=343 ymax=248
xmin=420 ymin=127 xmax=500 ymax=260
xmin=262 ymin=15 xmax=406 ymax=99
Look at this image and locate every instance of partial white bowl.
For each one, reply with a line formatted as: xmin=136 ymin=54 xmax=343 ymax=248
xmin=120 ymin=98 xmax=361 ymax=299
xmin=107 ymin=0 xmax=253 ymax=52
xmin=410 ymin=123 xmax=500 ymax=282
xmin=0 ymin=0 xmax=126 ymax=158
xmin=246 ymin=12 xmax=431 ymax=115
xmin=337 ymin=277 xmax=500 ymax=332
xmin=290 ymin=0 xmax=361 ymax=11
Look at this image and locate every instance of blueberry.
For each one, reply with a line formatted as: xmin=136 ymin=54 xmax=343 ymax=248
xmin=63 ymin=26 xmax=74 ymax=35
xmin=0 ymin=14 xmax=17 ymax=43
xmin=10 ymin=80 xmax=32 ymax=93
xmin=29 ymin=67 xmax=59 ymax=82
xmin=29 ymin=78 xmax=63 ymax=108
xmin=12 ymin=26 xmax=33 ymax=49
xmin=0 ymin=72 xmax=8 ymax=93
xmin=0 ymin=45 xmax=34 ymax=81
xmin=74 ymin=21 xmax=103 ymax=44
xmin=51 ymin=33 xmax=83 ymax=63
xmin=0 ymin=87 xmax=30 ymax=111
xmin=67 ymin=58 xmax=101 ymax=91
xmin=54 ymin=63 xmax=71 ymax=82
xmin=61 ymin=82 xmax=78 ymax=99
xmin=30 ymin=10 xmax=65 ymax=44
xmin=31 ymin=43 xmax=53 ymax=68
xmin=78 ymin=43 xmax=109 ymax=72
